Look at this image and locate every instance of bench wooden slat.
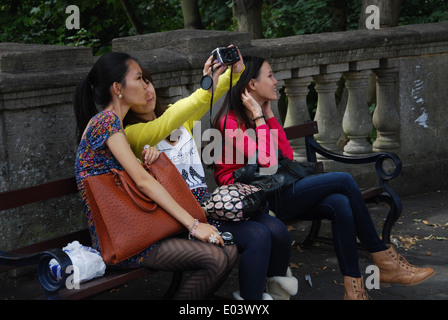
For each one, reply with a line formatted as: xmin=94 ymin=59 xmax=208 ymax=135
xmin=46 ymin=268 xmax=149 ymax=300
xmin=0 ymin=229 xmax=91 ymax=273
xmin=11 ymin=229 xmax=91 ymax=255
xmin=0 ymin=177 xmax=78 ymax=211
xmin=283 ymin=121 xmax=318 ymax=140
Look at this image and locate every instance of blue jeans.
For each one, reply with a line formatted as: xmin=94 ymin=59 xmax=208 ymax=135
xmin=218 ymin=206 xmax=291 ymax=300
xmin=271 ymin=172 xmax=387 ymax=278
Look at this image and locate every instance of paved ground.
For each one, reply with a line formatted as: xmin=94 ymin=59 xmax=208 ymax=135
xmin=91 ymin=189 xmax=448 ymax=301
xmin=1 ymin=189 xmax=447 ymax=303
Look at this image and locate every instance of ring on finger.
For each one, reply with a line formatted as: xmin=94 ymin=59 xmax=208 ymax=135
xmin=143 ymin=144 xmax=151 ymax=150
xmin=209 ymin=234 xmax=218 ymax=244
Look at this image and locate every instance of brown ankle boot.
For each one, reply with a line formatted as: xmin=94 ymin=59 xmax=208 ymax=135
xmin=371 ymin=245 xmax=435 ymax=285
xmin=343 ymin=276 xmax=371 ymax=300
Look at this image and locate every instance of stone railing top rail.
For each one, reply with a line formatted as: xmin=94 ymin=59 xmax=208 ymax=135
xmin=1 ymin=22 xmax=448 ymax=91
xmin=117 ymin=22 xmax=448 ymax=86
xmin=253 ymin=21 xmax=448 ymax=55
xmin=114 ymin=22 xmax=448 ymax=67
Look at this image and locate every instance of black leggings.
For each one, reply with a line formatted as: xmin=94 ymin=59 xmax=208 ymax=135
xmin=141 ymin=237 xmax=237 ymax=299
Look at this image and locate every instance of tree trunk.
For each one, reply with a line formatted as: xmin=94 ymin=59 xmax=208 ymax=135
xmin=119 ymin=0 xmax=144 ymax=34
xmin=233 ymin=0 xmax=263 ymax=39
xmin=331 ymin=0 xmax=348 ymax=32
xmin=180 ymin=0 xmax=203 ymax=29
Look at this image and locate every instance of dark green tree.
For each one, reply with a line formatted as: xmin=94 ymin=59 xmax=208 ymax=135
xmin=1 ymin=0 xmax=446 ymax=55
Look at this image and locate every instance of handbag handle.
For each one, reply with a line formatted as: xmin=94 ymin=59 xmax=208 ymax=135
xmin=111 ymin=169 xmax=158 ymax=212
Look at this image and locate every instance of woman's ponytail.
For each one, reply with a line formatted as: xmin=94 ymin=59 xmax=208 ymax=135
xmin=74 ymin=75 xmax=98 ymax=143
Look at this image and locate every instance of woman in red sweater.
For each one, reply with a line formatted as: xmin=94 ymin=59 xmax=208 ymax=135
xmin=212 ymin=56 xmax=434 ymax=300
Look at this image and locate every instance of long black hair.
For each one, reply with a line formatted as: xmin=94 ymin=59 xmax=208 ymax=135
xmin=212 ymin=56 xmax=266 ymax=131
xmin=73 ymin=51 xmax=135 ymax=142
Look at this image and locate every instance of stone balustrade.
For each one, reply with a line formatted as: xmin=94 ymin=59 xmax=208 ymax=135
xmin=1 ymin=22 xmax=448 ymax=249
xmin=113 ymin=23 xmax=448 ymax=193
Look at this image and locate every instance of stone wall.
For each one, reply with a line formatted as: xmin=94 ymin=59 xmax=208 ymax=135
xmin=0 ymin=43 xmax=93 ymax=250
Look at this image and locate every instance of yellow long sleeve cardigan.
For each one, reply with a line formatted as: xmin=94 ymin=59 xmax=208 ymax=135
xmin=125 ymin=67 xmax=243 ymax=159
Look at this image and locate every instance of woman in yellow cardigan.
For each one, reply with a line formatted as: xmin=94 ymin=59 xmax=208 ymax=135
xmin=123 ymin=48 xmax=244 ymax=296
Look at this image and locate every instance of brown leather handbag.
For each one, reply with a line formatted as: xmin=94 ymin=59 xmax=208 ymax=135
xmin=82 ymin=153 xmax=206 ymax=265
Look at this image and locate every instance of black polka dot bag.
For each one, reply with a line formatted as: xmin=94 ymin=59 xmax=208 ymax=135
xmin=204 ymin=182 xmax=267 ymax=222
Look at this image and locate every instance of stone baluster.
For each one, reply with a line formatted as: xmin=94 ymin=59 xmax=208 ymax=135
xmin=372 ymin=59 xmax=400 ymax=152
xmin=342 ymin=66 xmax=376 ymax=155
xmin=283 ymin=76 xmax=313 ymax=159
xmin=313 ymin=65 xmax=347 ymax=154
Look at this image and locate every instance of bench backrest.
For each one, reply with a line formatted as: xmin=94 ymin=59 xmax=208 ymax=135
xmin=0 ymin=177 xmax=89 ymax=273
xmin=0 ymin=177 xmax=78 ymax=211
xmin=283 ymin=121 xmax=318 ymax=141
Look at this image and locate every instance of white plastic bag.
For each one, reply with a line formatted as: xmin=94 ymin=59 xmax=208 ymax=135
xmin=49 ymin=241 xmax=106 ymax=285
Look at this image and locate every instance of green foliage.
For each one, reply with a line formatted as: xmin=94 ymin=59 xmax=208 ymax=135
xmin=262 ymin=0 xmax=363 ymax=38
xmin=0 ymin=0 xmax=184 ymax=54
xmin=134 ymin=0 xmax=184 ymax=33
xmin=0 ymin=0 xmax=130 ymax=54
xmin=1 ymin=0 xmax=447 ymax=55
xmin=199 ymin=0 xmax=234 ymax=31
xmin=399 ymin=0 xmax=448 ymax=25
xmin=263 ymin=0 xmax=332 ymax=37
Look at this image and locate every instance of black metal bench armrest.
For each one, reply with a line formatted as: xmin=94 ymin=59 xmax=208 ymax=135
xmin=0 ymin=248 xmax=72 ymax=292
xmin=0 ymin=251 xmax=42 ymax=267
xmin=306 ymin=136 xmax=402 ymax=182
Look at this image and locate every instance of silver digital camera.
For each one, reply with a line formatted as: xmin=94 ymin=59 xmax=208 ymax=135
xmin=212 ymin=47 xmax=240 ymax=66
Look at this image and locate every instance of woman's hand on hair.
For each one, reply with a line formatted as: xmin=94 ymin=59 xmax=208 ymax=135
xmin=241 ymin=88 xmax=263 ymax=119
xmin=141 ymin=146 xmax=160 ymax=164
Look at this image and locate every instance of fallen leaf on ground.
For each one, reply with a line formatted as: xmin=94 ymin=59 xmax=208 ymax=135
xmin=290 ymin=262 xmax=300 ymax=269
xmin=333 ymin=280 xmax=343 ymax=286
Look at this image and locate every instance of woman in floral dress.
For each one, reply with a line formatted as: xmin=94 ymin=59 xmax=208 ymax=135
xmin=74 ymin=52 xmax=237 ymax=299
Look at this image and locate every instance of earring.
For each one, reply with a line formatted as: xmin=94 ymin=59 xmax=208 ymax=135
xmin=119 ymin=94 xmax=123 ymax=99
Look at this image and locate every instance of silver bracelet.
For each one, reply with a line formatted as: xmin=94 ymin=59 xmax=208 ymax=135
xmin=188 ymin=219 xmax=199 ymax=239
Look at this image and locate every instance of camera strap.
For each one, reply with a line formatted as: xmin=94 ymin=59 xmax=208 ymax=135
xmin=221 ymin=67 xmax=233 ymax=138
xmin=208 ymin=65 xmax=234 ymax=134
xmin=206 ymin=64 xmax=234 ymax=165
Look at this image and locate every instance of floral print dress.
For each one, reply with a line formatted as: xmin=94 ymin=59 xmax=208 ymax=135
xmin=75 ymin=111 xmax=154 ymax=269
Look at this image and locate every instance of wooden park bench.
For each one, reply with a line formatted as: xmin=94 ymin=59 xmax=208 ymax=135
xmin=0 ymin=177 xmax=182 ymax=300
xmin=282 ymin=121 xmax=403 ymax=246
xmin=0 ymin=120 xmax=402 ymax=300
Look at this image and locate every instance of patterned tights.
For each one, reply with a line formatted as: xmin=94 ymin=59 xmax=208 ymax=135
xmin=141 ymin=237 xmax=237 ymax=300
